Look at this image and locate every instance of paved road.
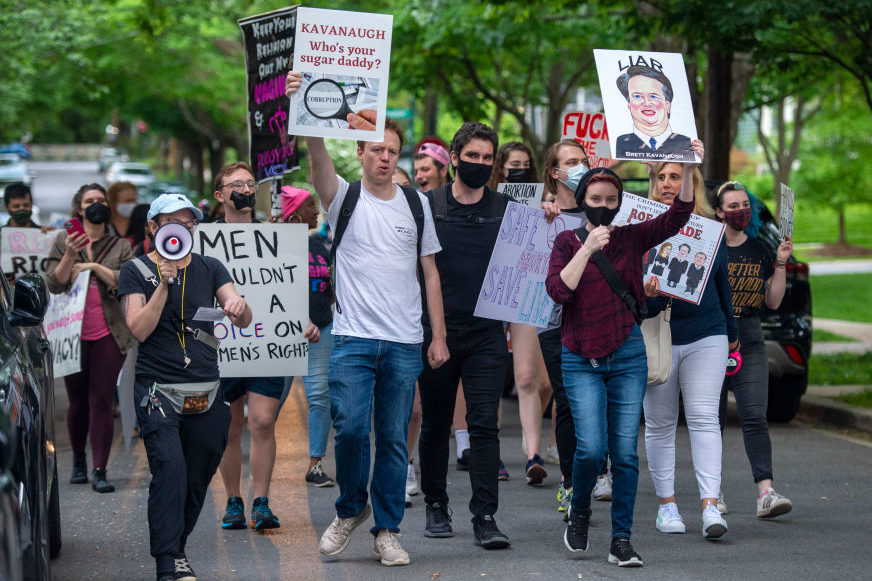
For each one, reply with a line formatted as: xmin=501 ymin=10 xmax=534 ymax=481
xmin=27 ymin=161 xmax=104 ymax=224
xmin=50 ymin=381 xmax=872 ymax=581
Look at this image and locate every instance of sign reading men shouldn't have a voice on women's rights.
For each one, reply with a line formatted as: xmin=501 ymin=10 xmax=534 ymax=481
xmin=195 ymin=223 xmax=308 ymax=377
xmin=288 ymin=7 xmax=393 ymax=142
xmin=474 ymin=202 xmax=584 ymax=327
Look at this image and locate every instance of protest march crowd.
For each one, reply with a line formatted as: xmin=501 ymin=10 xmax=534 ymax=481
xmin=1 ymin=25 xmax=800 ymax=580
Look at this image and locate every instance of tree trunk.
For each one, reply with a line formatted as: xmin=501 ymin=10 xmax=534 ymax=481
xmin=838 ymin=208 xmax=847 ymax=245
xmin=423 ymin=88 xmax=439 ymax=138
xmin=703 ymin=48 xmax=733 ymax=182
xmin=192 ymin=140 xmax=205 ymax=197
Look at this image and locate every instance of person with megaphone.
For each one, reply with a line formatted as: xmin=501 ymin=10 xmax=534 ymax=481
xmin=118 ymin=193 xmax=252 ymax=581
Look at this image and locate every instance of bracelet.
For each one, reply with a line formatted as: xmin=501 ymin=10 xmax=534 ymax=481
xmin=774 ymin=260 xmax=786 ymax=268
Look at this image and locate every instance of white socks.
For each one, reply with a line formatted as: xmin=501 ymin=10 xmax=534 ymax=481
xmin=455 ymin=429 xmax=470 ymax=456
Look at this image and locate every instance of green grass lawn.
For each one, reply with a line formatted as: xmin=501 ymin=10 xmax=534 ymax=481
xmin=810 ymin=273 xmax=872 ymax=323
xmin=809 ymin=352 xmax=872 ymax=385
xmin=837 ymin=390 xmax=872 ymax=409
xmin=813 ymin=329 xmax=858 ymax=343
xmin=791 ymin=203 xmax=872 ymax=249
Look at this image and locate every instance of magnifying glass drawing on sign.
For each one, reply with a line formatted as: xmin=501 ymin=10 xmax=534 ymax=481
xmin=304 ymin=78 xmax=358 ymax=121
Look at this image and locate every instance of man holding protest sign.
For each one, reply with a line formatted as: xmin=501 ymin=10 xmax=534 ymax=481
xmin=286 ymin=70 xmax=449 ymax=567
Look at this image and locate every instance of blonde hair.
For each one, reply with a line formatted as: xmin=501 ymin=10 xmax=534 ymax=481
xmin=649 ymin=162 xmax=714 ymax=219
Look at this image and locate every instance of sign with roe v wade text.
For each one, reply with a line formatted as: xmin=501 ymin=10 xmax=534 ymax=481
xmin=43 ymin=271 xmax=90 ymax=378
xmin=474 ymin=202 xmax=584 ymax=327
xmin=289 ymin=7 xmax=393 ymax=142
xmin=194 ymin=223 xmax=308 ymax=377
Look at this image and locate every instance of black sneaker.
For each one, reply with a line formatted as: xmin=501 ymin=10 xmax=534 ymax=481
xmin=305 ymin=461 xmax=336 ymax=487
xmin=70 ymin=454 xmax=88 ymax=484
xmin=472 ymin=515 xmax=510 ymax=550
xmin=221 ymin=497 xmax=246 ymax=530
xmin=92 ymin=468 xmax=115 ymax=493
xmin=424 ymin=502 xmax=453 ymax=538
xmin=251 ymin=496 xmax=280 ymax=531
xmin=608 ymin=537 xmax=643 ymax=567
xmin=173 ymin=556 xmax=196 ymax=581
xmin=456 ymin=448 xmax=470 ymax=471
xmin=564 ymin=507 xmax=591 ymax=552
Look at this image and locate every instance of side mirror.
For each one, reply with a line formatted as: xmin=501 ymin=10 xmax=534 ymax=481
xmin=9 ymin=274 xmax=49 ymax=327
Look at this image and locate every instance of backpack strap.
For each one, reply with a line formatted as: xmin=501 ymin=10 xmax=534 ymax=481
xmin=132 ymin=256 xmax=160 ymax=288
xmin=432 ymin=183 xmax=506 ymax=224
xmin=574 ymin=227 xmax=646 ymax=325
xmin=433 ymin=184 xmax=450 ymax=220
xmin=490 ymin=187 xmax=508 ymax=219
xmin=399 ymin=185 xmax=425 ymax=260
xmin=329 ymin=180 xmax=362 ymax=266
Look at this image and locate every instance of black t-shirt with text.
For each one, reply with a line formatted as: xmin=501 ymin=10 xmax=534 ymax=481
xmin=726 ymin=237 xmax=774 ymax=317
xmin=118 ymin=254 xmax=233 ymax=383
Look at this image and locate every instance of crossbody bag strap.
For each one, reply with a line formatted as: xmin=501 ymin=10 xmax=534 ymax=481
xmin=574 ymin=227 xmax=646 ymax=324
xmin=93 ymin=236 xmax=120 ymax=264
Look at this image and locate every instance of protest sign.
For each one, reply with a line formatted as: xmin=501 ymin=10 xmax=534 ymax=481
xmin=497 ymin=182 xmax=544 ymax=207
xmin=43 ymin=271 xmax=89 ymax=378
xmin=289 ymin=7 xmax=393 ymax=142
xmin=1 ymin=227 xmax=56 ymax=278
xmin=474 ymin=202 xmax=583 ymax=326
xmin=779 ymin=183 xmax=794 ymax=239
xmin=594 ymin=50 xmax=700 ymax=163
xmin=562 ymin=111 xmax=613 ymax=167
xmin=238 ymin=7 xmax=300 ymax=182
xmin=613 ymin=193 xmax=724 ymax=305
xmin=194 ymin=223 xmax=308 ymax=377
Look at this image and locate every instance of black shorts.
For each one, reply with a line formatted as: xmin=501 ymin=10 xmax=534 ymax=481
xmin=221 ymin=376 xmax=286 ymax=403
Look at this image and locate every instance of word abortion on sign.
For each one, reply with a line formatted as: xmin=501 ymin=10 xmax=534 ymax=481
xmin=497 ymin=182 xmax=544 ymax=207
xmin=562 ymin=111 xmax=613 ymax=168
xmin=779 ymin=183 xmax=794 ymax=239
xmin=1 ymin=228 xmax=56 ymax=278
xmin=43 ymin=271 xmax=89 ymax=378
xmin=474 ymin=202 xmax=583 ymax=327
xmin=289 ymin=7 xmax=393 ymax=141
xmin=238 ymin=7 xmax=300 ymax=183
xmin=613 ymin=193 xmax=725 ymax=305
xmin=195 ymin=223 xmax=308 ymax=377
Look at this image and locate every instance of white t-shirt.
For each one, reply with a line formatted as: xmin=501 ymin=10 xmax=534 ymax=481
xmin=326 ymin=176 xmax=441 ymax=344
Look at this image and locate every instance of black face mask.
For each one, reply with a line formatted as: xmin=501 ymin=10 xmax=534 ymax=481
xmin=456 ymin=160 xmax=492 ymax=190
xmin=581 ymin=201 xmax=620 ymax=227
xmin=84 ymin=202 xmax=110 ymax=224
xmin=230 ymin=190 xmax=256 ymax=210
xmin=506 ymin=168 xmax=534 ymax=184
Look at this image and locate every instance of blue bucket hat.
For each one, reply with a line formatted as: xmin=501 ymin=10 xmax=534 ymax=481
xmin=147 ymin=193 xmax=204 ymax=221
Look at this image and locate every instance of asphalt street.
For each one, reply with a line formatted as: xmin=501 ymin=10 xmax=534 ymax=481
xmin=50 ymin=380 xmax=872 ymax=581
xmin=26 ymin=161 xmax=105 ymax=224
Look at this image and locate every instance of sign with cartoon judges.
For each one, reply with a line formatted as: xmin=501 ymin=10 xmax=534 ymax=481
xmin=474 ymin=202 xmax=583 ymax=326
xmin=288 ymin=7 xmax=393 ymax=142
xmin=594 ymin=50 xmax=700 ymax=163
xmin=195 ymin=223 xmax=308 ymax=377
xmin=612 ymin=194 xmax=724 ymax=305
xmin=238 ymin=7 xmax=300 ymax=182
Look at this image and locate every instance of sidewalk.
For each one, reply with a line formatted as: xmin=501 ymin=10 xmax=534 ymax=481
xmin=813 ymin=318 xmax=872 ymax=355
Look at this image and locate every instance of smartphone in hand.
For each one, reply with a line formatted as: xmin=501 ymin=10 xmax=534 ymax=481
xmin=63 ymin=218 xmax=89 ymax=245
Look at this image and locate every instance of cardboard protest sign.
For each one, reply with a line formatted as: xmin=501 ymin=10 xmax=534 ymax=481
xmin=195 ymin=223 xmax=308 ymax=377
xmin=594 ymin=50 xmax=699 ymax=163
xmin=497 ymin=183 xmax=544 ymax=207
xmin=779 ymin=183 xmax=794 ymax=239
xmin=474 ymin=202 xmax=584 ymax=326
xmin=613 ymin=193 xmax=724 ymax=305
xmin=289 ymin=7 xmax=393 ymax=142
xmin=238 ymin=7 xmax=300 ymax=183
xmin=43 ymin=271 xmax=89 ymax=378
xmin=1 ymin=227 xmax=56 ymax=278
xmin=562 ymin=111 xmax=613 ymax=167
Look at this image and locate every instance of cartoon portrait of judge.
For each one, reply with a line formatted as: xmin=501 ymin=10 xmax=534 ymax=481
xmin=684 ymin=251 xmax=707 ymax=294
xmin=615 ymin=65 xmax=694 ymax=161
xmin=666 ymin=243 xmax=690 ymax=288
xmin=651 ymin=242 xmax=671 ymax=276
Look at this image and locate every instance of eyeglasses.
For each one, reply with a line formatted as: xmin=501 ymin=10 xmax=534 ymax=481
xmin=221 ymin=180 xmax=257 ymax=191
xmin=162 ymin=218 xmax=199 ymax=229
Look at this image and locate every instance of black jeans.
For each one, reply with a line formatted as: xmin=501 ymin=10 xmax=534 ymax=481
xmin=134 ymin=377 xmax=230 ymax=575
xmin=538 ymin=328 xmax=576 ymax=482
xmin=419 ymin=324 xmax=508 ymax=517
xmin=719 ymin=317 xmax=774 ymax=483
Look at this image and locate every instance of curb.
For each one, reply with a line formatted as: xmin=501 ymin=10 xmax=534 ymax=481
xmin=798 ymin=396 xmax=872 ymax=435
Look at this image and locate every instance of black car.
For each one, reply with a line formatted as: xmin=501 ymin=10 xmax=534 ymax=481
xmin=0 ymin=271 xmax=61 ymax=580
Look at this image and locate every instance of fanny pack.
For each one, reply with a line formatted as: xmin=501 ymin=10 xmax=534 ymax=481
xmin=151 ymin=380 xmax=221 ymax=415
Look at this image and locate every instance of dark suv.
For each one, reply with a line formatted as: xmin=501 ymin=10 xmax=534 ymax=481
xmin=0 ymin=271 xmax=61 ymax=579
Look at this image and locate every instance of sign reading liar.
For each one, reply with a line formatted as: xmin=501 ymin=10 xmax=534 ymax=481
xmin=44 ymin=271 xmax=89 ymax=378
xmin=779 ymin=183 xmax=794 ymax=239
xmin=195 ymin=224 xmax=309 ymax=377
xmin=1 ymin=228 xmax=56 ymax=278
xmin=613 ymin=193 xmax=725 ymax=305
xmin=474 ymin=202 xmax=583 ymax=327
xmin=497 ymin=183 xmax=544 ymax=207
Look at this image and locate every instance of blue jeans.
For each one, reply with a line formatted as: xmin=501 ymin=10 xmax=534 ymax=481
xmin=562 ymin=326 xmax=647 ymax=540
xmin=329 ymin=335 xmax=421 ymax=534
xmin=303 ymin=322 xmax=333 ymax=458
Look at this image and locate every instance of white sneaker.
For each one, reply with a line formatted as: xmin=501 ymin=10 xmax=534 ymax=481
xmin=655 ymin=502 xmax=686 ymax=534
xmin=405 ymin=492 xmax=412 ymax=507
xmin=592 ymin=473 xmax=612 ymax=501
xmin=318 ymin=505 xmax=371 ymax=555
xmin=406 ymin=463 xmax=419 ymax=496
xmin=702 ymin=504 xmax=728 ymax=539
xmin=757 ymin=488 xmax=792 ymax=519
xmin=373 ymin=530 xmax=410 ymax=566
xmin=545 ymin=444 xmax=561 ymax=466
xmin=716 ymin=490 xmax=728 ymax=514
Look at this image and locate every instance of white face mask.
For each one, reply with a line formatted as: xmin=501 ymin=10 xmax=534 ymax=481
xmin=116 ymin=203 xmax=136 ymax=218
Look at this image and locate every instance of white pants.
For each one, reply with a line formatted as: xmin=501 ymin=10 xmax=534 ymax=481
xmin=644 ymin=334 xmax=728 ymax=500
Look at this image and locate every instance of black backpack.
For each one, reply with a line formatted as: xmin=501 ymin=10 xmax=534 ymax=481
xmin=430 ymin=182 xmax=507 ymax=224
